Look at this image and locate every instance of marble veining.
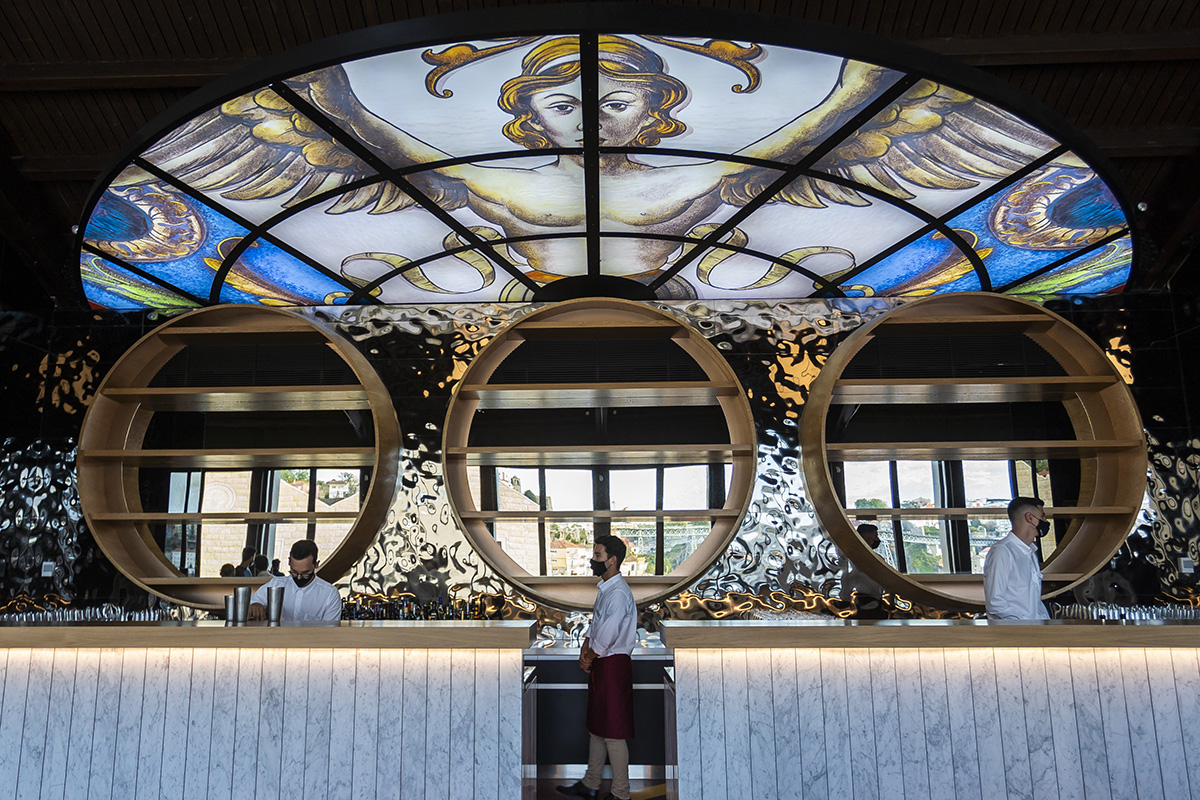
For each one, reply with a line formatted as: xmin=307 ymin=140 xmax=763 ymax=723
xmin=843 ymin=648 xmax=877 ymax=800
xmin=161 ymin=647 xmax=194 ymax=800
xmin=1040 ymin=649 xmax=1085 ymax=800
xmin=253 ymin=649 xmax=285 ymax=799
xmin=918 ymin=649 xmax=955 ymax=800
xmin=1016 ymin=648 xmax=1059 ymax=800
xmin=868 ymin=649 xmax=904 ymax=800
xmin=893 ymin=649 xmax=930 ymax=800
xmin=744 ymin=649 xmax=778 ymax=800
xmin=768 ymin=649 xmax=800 ymax=800
xmin=1068 ymin=648 xmax=1114 ymax=800
xmin=1119 ymin=648 xmax=1166 ymax=800
xmin=110 ymin=649 xmax=146 ymax=800
xmin=39 ymin=649 xmax=77 ymax=800
xmin=327 ymin=649 xmax=358 ymax=800
xmin=351 ymin=649 xmax=380 ymax=800
xmin=182 ymin=648 xmax=216 ymax=800
xmin=941 ymin=649 xmax=982 ymax=800
xmin=1093 ymin=648 xmax=1138 ymax=799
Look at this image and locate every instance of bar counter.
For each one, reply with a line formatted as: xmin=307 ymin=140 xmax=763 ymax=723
xmin=0 ymin=620 xmax=536 ymax=800
xmin=661 ymin=619 xmax=1200 ymax=800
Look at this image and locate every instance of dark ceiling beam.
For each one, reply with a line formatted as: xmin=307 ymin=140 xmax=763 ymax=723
xmin=1 ymin=28 xmax=1198 ymax=92
xmin=910 ymin=30 xmax=1200 ymax=65
xmin=0 ymin=58 xmax=254 ymax=91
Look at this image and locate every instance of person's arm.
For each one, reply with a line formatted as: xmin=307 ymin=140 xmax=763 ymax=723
xmin=247 ymin=582 xmax=270 ymax=620
xmin=983 ymin=546 xmax=1019 ymax=620
xmin=319 ymin=586 xmax=343 ymax=622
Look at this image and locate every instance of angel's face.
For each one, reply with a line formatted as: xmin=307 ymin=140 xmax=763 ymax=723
xmin=528 ymin=76 xmax=653 ymax=148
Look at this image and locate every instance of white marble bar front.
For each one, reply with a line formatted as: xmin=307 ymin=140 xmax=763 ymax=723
xmin=661 ymin=619 xmax=1200 ymax=800
xmin=0 ymin=620 xmax=535 ymax=800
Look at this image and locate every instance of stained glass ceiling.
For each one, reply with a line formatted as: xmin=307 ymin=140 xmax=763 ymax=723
xmin=76 ymin=10 xmax=1133 ymax=310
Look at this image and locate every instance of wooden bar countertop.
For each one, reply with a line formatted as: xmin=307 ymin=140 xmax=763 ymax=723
xmin=0 ymin=619 xmax=538 ymax=649
xmin=659 ymin=619 xmax=1200 ymax=649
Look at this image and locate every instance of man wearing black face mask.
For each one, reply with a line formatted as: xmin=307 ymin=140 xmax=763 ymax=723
xmin=557 ymin=535 xmax=637 ymax=800
xmin=983 ymin=497 xmax=1051 ymax=620
xmin=247 ymin=539 xmax=342 ymax=622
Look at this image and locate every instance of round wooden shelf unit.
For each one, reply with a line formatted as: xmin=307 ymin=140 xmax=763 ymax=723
xmin=443 ymin=298 xmax=756 ymax=610
xmin=77 ymin=305 xmax=402 ymax=610
xmin=800 ymin=292 xmax=1146 ymax=611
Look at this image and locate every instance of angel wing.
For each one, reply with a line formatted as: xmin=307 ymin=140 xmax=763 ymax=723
xmin=720 ymin=61 xmax=1061 ymax=208
xmin=114 ymin=67 xmax=466 ymax=215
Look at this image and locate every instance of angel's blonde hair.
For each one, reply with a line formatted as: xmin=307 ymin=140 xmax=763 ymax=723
xmin=498 ymin=35 xmax=688 ymax=149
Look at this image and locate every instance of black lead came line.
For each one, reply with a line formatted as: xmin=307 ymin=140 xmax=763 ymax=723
xmin=647 ymin=73 xmax=923 ymax=292
xmin=580 ymin=33 xmax=603 ymax=280
xmin=270 ymin=81 xmax=541 ymax=294
xmin=133 ymin=157 xmax=380 ymax=306
xmin=821 ymin=143 xmax=1073 ymax=295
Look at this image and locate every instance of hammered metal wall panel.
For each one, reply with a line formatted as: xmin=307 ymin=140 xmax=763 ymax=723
xmin=304 ymin=300 xmax=901 ymax=621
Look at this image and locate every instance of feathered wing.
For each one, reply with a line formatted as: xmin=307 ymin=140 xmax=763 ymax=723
xmin=114 ymin=67 xmax=466 ymax=214
xmin=720 ymin=61 xmax=1061 ymax=208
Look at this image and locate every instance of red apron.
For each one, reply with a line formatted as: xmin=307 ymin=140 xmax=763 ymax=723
xmin=586 ymin=653 xmax=635 ymax=739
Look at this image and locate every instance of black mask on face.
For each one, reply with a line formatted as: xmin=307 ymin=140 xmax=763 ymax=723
xmin=1035 ymin=517 xmax=1051 ymax=538
xmin=293 ymin=573 xmax=315 ymax=588
xmin=590 ymin=558 xmax=609 ymax=576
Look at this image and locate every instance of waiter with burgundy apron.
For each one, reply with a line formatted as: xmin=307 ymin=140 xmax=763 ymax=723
xmin=557 ymin=534 xmax=637 ymax=800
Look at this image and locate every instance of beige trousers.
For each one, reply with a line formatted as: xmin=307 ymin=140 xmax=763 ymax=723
xmin=581 ymin=732 xmax=630 ymax=799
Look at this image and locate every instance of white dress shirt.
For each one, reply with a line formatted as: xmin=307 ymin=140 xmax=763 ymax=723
xmin=983 ymin=532 xmax=1050 ymax=620
xmin=588 ymin=573 xmax=637 ymax=657
xmin=250 ymin=574 xmax=342 ymax=622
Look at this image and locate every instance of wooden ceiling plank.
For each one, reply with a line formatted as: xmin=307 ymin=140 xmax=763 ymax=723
xmin=20 ymin=1 xmax=77 ymax=62
xmin=877 ymin=0 xmax=901 ymax=38
xmin=52 ymin=0 xmax=106 ymax=62
xmin=328 ymin=0 xmax=356 ymax=34
xmin=220 ymin=0 xmax=267 ymax=56
xmin=189 ymin=1 xmax=235 ymax=57
xmin=70 ymin=2 xmax=121 ymax=62
xmin=159 ymin=0 xmax=205 ymax=59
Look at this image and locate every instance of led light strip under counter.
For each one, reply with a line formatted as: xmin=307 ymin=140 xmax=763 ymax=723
xmin=660 ymin=620 xmax=1200 ymax=800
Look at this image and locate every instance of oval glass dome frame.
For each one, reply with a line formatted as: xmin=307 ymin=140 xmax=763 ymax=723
xmin=76 ymin=305 xmax=402 ymax=610
xmin=800 ymin=292 xmax=1147 ymax=611
xmin=75 ymin=4 xmax=1133 ymax=312
xmin=442 ymin=298 xmax=757 ymax=610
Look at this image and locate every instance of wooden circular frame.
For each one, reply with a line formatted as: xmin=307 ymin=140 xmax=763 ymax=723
xmin=800 ymin=292 xmax=1147 ymax=611
xmin=442 ymin=298 xmax=757 ymax=610
xmin=77 ymin=305 xmax=402 ymax=610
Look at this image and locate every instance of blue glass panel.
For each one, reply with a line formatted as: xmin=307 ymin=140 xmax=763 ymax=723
xmin=839 ymin=228 xmax=983 ymax=297
xmin=79 ymin=252 xmax=199 ymax=311
xmin=947 ymin=162 xmax=1128 ymax=291
xmin=215 ymin=238 xmax=360 ymax=305
xmin=82 ymin=182 xmax=255 ymax=302
xmin=1006 ymin=235 xmax=1132 ymax=297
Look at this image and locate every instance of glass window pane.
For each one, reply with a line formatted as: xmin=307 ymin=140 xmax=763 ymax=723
xmin=546 ymin=520 xmax=594 ymax=576
xmin=901 ymin=518 xmax=948 ymax=574
xmin=493 ymin=521 xmax=541 ymax=574
xmin=544 ymin=469 xmax=593 ymax=512
xmin=962 ymin=461 xmax=1012 ymax=508
xmin=843 ymin=462 xmax=892 ymax=509
xmin=664 ymin=519 xmax=711 ymax=573
xmin=497 ymin=468 xmax=542 ymax=511
xmin=662 ymin=465 xmax=708 ymax=510
xmin=1014 ymin=459 xmax=1054 ymax=506
xmin=963 ymin=460 xmax=1012 ymax=573
xmin=197 ymin=470 xmax=253 ymax=578
xmin=611 ymin=519 xmax=657 ymax=575
xmin=610 ymin=468 xmax=657 ymax=511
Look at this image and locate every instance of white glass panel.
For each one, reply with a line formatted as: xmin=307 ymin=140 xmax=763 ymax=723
xmin=544 ymin=469 xmax=593 ymax=511
xmin=662 ymin=465 xmax=708 ymax=510
xmin=610 ymin=468 xmax=657 ymax=511
xmin=842 ymin=461 xmax=892 ymax=509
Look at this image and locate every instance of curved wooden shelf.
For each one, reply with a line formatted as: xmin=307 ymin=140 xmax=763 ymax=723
xmin=447 ymin=444 xmax=752 ymax=467
xmin=800 ymin=292 xmax=1147 ymax=612
xmin=442 ymin=298 xmax=757 ymax=611
xmin=457 ymin=509 xmax=740 ymax=521
xmin=845 ymin=506 xmax=1134 ymax=519
xmin=80 ymin=447 xmax=375 ymax=468
xmin=76 ymin=305 xmax=403 ymax=611
xmin=100 ymin=385 xmax=371 ymax=412
xmin=460 ymin=381 xmax=739 ymax=409
xmin=90 ymin=511 xmax=360 ymax=523
xmin=831 ymin=376 xmax=1118 ymax=404
xmin=827 ymin=439 xmax=1142 ymax=460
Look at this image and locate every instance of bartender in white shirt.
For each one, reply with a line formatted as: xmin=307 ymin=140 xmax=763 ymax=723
xmin=557 ymin=535 xmax=637 ymax=800
xmin=984 ymin=497 xmax=1051 ymax=620
xmin=248 ymin=539 xmax=342 ymax=623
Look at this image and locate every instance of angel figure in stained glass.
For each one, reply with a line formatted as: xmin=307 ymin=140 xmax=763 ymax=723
xmin=116 ymin=34 xmax=1061 ymax=298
